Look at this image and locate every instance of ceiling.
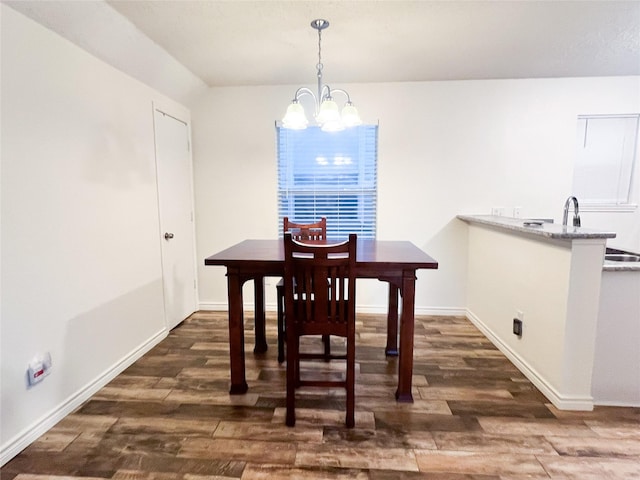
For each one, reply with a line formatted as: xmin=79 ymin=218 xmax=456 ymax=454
xmin=6 ymin=0 xmax=640 ymax=88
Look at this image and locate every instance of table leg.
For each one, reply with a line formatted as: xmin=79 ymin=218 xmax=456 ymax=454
xmin=253 ymin=276 xmax=268 ymax=353
xmin=227 ymin=271 xmax=248 ymax=394
xmin=395 ymin=271 xmax=416 ymax=403
xmin=385 ymin=284 xmax=399 ymax=356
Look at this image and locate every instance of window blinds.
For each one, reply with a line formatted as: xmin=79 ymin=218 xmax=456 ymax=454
xmin=277 ymin=125 xmax=378 ymax=240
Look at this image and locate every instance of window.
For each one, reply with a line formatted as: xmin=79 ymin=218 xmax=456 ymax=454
xmin=277 ymin=125 xmax=378 ymax=239
xmin=573 ymin=114 xmax=639 ymax=210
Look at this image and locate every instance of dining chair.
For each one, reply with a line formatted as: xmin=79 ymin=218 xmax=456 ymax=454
xmin=276 ymin=217 xmax=327 ymax=363
xmin=283 ymin=232 xmax=357 ymax=428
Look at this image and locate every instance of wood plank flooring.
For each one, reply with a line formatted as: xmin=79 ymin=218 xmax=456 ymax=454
xmin=3 ymin=311 xmax=639 ymax=479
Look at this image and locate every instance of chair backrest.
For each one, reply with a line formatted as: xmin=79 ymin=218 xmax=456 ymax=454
xmin=283 ymin=217 xmax=327 ymax=242
xmin=283 ymin=233 xmax=357 ymax=337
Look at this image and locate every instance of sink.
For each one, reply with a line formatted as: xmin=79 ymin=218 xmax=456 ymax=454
xmin=605 ymin=248 xmax=640 ymax=262
xmin=605 ymin=254 xmax=640 ymax=262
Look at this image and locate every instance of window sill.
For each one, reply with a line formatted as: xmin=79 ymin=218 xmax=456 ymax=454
xmin=580 ymin=204 xmax=638 ymax=213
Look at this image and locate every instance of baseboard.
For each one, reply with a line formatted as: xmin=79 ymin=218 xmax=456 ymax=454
xmin=198 ymin=301 xmax=467 ymax=317
xmin=0 ymin=328 xmax=168 ymax=466
xmin=594 ymin=400 xmax=640 ymax=408
xmin=414 ymin=306 xmax=467 ymax=317
xmin=466 ymin=309 xmax=594 ymax=411
xmin=198 ymin=301 xmax=229 ymax=311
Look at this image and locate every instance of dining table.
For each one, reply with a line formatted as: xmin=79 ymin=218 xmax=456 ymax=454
xmin=204 ymin=238 xmax=438 ymax=402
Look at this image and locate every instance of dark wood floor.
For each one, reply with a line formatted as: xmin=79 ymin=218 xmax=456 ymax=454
xmin=3 ymin=311 xmax=640 ymax=479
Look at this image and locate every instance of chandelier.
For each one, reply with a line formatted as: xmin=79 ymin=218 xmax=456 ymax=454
xmin=282 ymin=19 xmax=362 ymax=132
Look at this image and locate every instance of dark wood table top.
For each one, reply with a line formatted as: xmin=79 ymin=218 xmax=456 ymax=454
xmin=204 ymin=239 xmax=438 ymax=273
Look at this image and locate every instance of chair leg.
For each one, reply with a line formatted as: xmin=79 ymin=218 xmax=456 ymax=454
xmin=346 ymin=334 xmax=355 ymax=428
xmin=285 ymin=334 xmax=297 ymax=427
xmin=277 ymin=284 xmax=285 ymax=363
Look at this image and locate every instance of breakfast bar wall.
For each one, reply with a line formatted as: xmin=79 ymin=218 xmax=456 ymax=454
xmin=459 ymin=215 xmax=616 ymax=411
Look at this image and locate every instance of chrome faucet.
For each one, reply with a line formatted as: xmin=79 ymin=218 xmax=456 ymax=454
xmin=562 ymin=196 xmax=581 ymax=227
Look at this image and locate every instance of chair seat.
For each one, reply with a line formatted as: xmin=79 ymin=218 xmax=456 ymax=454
xmin=277 ymin=278 xmax=332 ymax=363
xmin=289 ymin=299 xmax=350 ymax=331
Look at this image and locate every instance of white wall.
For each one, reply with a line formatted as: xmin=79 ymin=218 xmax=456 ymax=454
xmin=466 ymin=226 xmax=570 ymax=400
xmin=465 ymin=223 xmax=607 ymax=410
xmin=1 ymin=5 xmax=189 ymax=463
xmin=192 ymin=76 xmax=640 ymax=312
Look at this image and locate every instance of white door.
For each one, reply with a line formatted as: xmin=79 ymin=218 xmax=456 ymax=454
xmin=154 ymin=107 xmax=197 ymax=330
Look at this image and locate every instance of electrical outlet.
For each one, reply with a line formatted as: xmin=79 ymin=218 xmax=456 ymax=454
xmin=27 ymin=352 xmax=52 ymax=386
xmin=513 ymin=311 xmax=524 ymax=337
xmin=513 ymin=318 xmax=523 ymax=337
xmin=491 ymin=207 xmax=505 ymax=216
xmin=513 ymin=206 xmax=522 ymax=218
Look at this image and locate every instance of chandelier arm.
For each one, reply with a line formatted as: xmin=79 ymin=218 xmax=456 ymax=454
xmin=293 ymin=87 xmax=317 ymax=102
xmin=293 ymin=87 xmax=320 ymax=115
xmin=320 ymin=84 xmax=332 ymax=102
xmin=327 ymin=88 xmax=353 ymax=104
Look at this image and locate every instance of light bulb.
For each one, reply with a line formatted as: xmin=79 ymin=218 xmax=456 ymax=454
xmin=341 ymin=103 xmax=362 ymax=127
xmin=316 ymin=99 xmax=340 ymax=125
xmin=282 ymin=102 xmax=308 ymax=129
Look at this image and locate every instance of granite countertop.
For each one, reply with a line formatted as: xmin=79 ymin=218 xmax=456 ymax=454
xmin=458 ymin=215 xmax=640 ymax=271
xmin=603 ymin=247 xmax=640 ymax=272
xmin=457 ymin=215 xmax=617 ymax=240
xmin=603 ymin=262 xmax=640 ymax=272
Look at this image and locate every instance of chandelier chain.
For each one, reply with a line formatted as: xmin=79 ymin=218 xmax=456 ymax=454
xmin=317 ymin=27 xmax=323 ymax=73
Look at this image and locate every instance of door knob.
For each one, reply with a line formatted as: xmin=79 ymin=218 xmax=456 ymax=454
xmin=164 ymin=232 xmax=174 ymax=240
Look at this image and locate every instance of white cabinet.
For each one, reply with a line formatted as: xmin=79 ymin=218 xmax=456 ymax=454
xmin=592 ymin=269 xmax=640 ymax=406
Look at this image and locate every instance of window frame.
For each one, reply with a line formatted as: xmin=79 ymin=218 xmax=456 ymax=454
xmin=573 ymin=114 xmax=639 ymax=212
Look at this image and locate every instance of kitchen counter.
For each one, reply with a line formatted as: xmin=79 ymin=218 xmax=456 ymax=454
xmin=457 ymin=214 xmax=617 ymax=240
xmin=603 ymin=261 xmax=640 ymax=272
xmin=458 ymin=215 xmax=639 ymax=271
xmin=459 ymin=214 xmax=612 ymax=411
xmin=603 ymin=247 xmax=640 ymax=271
